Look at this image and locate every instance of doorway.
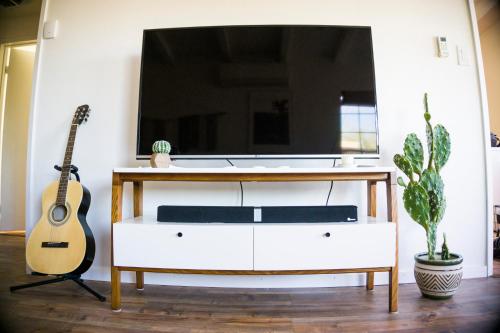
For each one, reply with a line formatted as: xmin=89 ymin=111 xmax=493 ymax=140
xmin=0 ymin=42 xmax=36 ymax=233
xmin=473 ymin=0 xmax=500 ymax=276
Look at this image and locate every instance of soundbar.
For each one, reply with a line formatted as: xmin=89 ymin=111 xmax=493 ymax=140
xmin=157 ymin=205 xmax=357 ymax=223
xmin=157 ymin=206 xmax=254 ymax=223
xmin=261 ymin=206 xmax=357 ymax=223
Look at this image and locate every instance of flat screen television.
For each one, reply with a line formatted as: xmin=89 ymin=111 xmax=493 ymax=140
xmin=137 ymin=25 xmax=379 ymax=159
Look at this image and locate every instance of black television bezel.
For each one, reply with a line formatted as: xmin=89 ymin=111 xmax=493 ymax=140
xmin=136 ymin=24 xmax=379 ymax=160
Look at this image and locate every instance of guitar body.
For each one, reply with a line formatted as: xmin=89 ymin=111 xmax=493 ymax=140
xmin=26 ymin=180 xmax=95 ymax=275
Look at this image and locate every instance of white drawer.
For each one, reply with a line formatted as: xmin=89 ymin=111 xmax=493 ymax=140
xmin=113 ymin=223 xmax=254 ymax=270
xmin=254 ymin=223 xmax=396 ymax=270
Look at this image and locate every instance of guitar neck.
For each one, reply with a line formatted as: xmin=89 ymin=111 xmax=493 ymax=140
xmin=56 ymin=123 xmax=78 ymax=205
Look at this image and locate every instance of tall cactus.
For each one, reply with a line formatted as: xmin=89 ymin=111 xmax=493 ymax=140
xmin=394 ymin=93 xmax=450 ymax=260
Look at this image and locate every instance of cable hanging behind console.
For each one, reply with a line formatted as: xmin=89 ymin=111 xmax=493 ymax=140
xmin=226 ymin=159 xmax=244 ymax=207
xmin=326 ymin=159 xmax=337 ymax=206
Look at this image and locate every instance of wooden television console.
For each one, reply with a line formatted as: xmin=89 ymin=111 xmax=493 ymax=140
xmin=111 ymin=166 xmax=398 ymax=312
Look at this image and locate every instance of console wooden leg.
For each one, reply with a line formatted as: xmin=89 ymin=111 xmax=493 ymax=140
xmin=367 ymin=180 xmax=376 ymax=292
xmin=136 ymin=271 xmax=144 ymax=290
xmin=366 ymin=272 xmax=374 ymax=290
xmin=389 ymin=266 xmax=398 ymax=313
xmin=111 ymin=266 xmax=121 ymax=311
xmin=132 ymin=182 xmax=144 ymax=291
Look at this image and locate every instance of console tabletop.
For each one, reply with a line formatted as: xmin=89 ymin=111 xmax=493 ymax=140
xmin=113 ymin=166 xmax=396 ymax=182
xmin=114 ymin=166 xmax=395 ymax=173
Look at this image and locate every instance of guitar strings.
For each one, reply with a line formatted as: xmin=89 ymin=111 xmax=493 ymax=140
xmin=44 ymin=110 xmax=87 ymax=246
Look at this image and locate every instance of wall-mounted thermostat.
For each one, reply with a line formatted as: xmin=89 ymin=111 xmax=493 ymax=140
xmin=436 ymin=36 xmax=449 ymax=58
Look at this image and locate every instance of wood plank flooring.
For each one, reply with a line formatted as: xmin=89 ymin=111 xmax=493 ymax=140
xmin=1 ymin=235 xmax=499 ymax=333
xmin=494 ymin=258 xmax=500 ymax=277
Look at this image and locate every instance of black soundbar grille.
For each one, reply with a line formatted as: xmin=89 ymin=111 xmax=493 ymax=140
xmin=262 ymin=206 xmax=357 ymax=223
xmin=157 ymin=206 xmax=254 ymax=223
xmin=157 ymin=206 xmax=357 ymax=223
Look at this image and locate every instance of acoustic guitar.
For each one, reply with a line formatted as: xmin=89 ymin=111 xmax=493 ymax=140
xmin=26 ymin=105 xmax=95 ymax=275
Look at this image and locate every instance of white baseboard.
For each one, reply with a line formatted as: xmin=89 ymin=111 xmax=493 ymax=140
xmin=81 ymin=264 xmax=488 ymax=288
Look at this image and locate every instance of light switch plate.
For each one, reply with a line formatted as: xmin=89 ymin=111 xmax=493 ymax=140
xmin=43 ymin=20 xmax=58 ymax=39
xmin=457 ymin=46 xmax=470 ymax=66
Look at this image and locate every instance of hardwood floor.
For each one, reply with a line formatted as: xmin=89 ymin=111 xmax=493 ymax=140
xmin=1 ymin=235 xmax=499 ymax=333
xmin=494 ymin=257 xmax=500 ymax=277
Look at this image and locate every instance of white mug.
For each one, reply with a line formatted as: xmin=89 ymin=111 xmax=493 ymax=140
xmin=341 ymin=155 xmax=356 ymax=167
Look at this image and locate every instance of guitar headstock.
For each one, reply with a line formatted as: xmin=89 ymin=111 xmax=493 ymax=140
xmin=73 ymin=104 xmax=91 ymax=125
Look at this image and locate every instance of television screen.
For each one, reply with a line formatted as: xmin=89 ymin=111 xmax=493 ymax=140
xmin=137 ymin=25 xmax=378 ymax=158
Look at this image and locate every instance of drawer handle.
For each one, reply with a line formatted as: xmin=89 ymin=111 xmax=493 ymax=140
xmin=177 ymin=232 xmax=183 ymax=238
xmin=324 ymin=232 xmax=331 ymax=238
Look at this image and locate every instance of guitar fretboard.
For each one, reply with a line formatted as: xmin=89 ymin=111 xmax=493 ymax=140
xmin=56 ymin=123 xmax=78 ymax=205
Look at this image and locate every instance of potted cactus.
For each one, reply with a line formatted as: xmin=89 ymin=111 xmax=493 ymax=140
xmin=150 ymin=140 xmax=172 ymax=168
xmin=393 ymin=93 xmax=463 ymax=299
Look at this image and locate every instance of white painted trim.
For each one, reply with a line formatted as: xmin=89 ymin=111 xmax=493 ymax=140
xmin=0 ymin=44 xmax=8 ymax=198
xmin=467 ymin=0 xmax=494 ymax=276
xmin=25 ymin=0 xmax=49 ymax=242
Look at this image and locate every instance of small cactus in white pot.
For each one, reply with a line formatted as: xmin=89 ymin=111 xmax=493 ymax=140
xmin=150 ymin=140 xmax=172 ymax=168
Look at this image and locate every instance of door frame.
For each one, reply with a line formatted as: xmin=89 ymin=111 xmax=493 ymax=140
xmin=0 ymin=40 xmax=37 ymax=232
xmin=467 ymin=0 xmax=494 ymax=276
xmin=0 ymin=40 xmax=37 ymax=114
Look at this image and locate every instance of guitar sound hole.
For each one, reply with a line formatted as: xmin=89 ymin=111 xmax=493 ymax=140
xmin=52 ymin=205 xmax=68 ymax=222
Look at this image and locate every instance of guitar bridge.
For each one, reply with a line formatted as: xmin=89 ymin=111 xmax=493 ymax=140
xmin=41 ymin=242 xmax=69 ymax=248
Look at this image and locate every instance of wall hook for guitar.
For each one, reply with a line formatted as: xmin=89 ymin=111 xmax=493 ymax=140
xmin=54 ymin=164 xmax=80 ymax=182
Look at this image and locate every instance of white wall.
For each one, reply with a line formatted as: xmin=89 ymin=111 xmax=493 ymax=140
xmin=27 ymin=0 xmax=488 ymax=287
